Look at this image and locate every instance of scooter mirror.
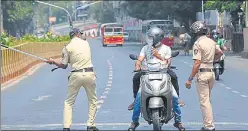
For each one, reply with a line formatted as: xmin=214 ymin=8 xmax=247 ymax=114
xmin=171 ymin=50 xmax=180 ymax=57
xmin=129 ymin=54 xmax=138 ymax=60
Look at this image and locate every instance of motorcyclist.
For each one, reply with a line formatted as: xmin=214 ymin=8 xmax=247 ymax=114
xmin=128 ymin=27 xmax=185 ymax=131
xmin=211 ymin=30 xmax=227 ymax=72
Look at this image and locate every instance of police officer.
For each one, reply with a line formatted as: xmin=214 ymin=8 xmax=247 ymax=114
xmin=185 ymin=21 xmax=223 ymax=131
xmin=46 ymin=28 xmax=99 ymax=131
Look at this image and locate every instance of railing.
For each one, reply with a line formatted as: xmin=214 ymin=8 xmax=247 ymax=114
xmin=1 ymin=42 xmax=68 ymax=84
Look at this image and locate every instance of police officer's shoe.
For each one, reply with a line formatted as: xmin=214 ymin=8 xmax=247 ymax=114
xmin=200 ymin=127 xmax=215 ymax=131
xmin=173 ymin=122 xmax=186 ymax=131
xmin=128 ymin=122 xmax=139 ymax=131
xmin=87 ymin=126 xmax=99 ymax=131
xmin=63 ymin=128 xmax=70 ymax=131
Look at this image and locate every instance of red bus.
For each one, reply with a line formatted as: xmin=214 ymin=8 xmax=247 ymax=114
xmin=101 ymin=23 xmax=124 ymax=47
xmin=141 ymin=20 xmax=174 ymax=47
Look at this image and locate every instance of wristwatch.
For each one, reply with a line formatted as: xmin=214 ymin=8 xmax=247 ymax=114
xmin=188 ymin=76 xmax=193 ymax=81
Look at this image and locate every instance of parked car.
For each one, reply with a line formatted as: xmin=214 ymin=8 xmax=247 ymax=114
xmin=124 ymin=32 xmax=129 ymax=41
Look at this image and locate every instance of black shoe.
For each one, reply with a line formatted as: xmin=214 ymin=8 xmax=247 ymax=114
xmin=128 ymin=122 xmax=139 ymax=131
xmin=200 ymin=127 xmax=215 ymax=131
xmin=173 ymin=122 xmax=186 ymax=131
xmin=87 ymin=126 xmax=99 ymax=131
xmin=63 ymin=128 xmax=70 ymax=131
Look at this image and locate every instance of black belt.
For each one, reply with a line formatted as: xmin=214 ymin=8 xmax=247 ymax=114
xmin=199 ymin=68 xmax=214 ymax=72
xmin=71 ymin=67 xmax=94 ymax=72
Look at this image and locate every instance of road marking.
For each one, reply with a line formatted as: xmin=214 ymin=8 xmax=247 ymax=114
xmin=225 ymin=87 xmax=231 ymax=90
xmin=219 ymin=83 xmax=225 ymax=87
xmin=241 ymin=95 xmax=248 ymax=98
xmin=100 ymin=96 xmax=106 ymax=99
xmin=105 ymin=88 xmax=111 ymax=90
xmin=2 ymin=122 xmax=248 ymax=128
xmin=96 ymin=54 xmax=114 ymax=113
xmin=32 ymin=95 xmax=52 ymax=101
xmin=232 ymin=90 xmax=239 ymax=94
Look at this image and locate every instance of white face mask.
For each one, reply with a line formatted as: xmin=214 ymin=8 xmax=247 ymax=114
xmin=146 ymin=36 xmax=153 ymax=46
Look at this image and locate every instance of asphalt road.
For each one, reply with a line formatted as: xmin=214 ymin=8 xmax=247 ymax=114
xmin=1 ymin=38 xmax=248 ymax=130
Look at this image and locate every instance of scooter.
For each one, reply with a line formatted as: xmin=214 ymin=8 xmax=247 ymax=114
xmin=129 ymin=50 xmax=179 ymax=131
xmin=213 ymin=54 xmax=225 ymax=81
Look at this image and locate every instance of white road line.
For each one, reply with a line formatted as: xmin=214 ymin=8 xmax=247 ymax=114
xmin=109 ymin=77 xmax=113 ymax=80
xmin=225 ymin=87 xmax=231 ymax=90
xmin=32 ymin=95 xmax=52 ymax=101
xmin=105 ymin=88 xmax=111 ymax=90
xmin=2 ymin=122 xmax=248 ymax=128
xmin=109 ymin=74 xmax=113 ymax=77
xmin=241 ymin=95 xmax=248 ymax=98
xmin=100 ymin=96 xmax=106 ymax=99
xmin=97 ymin=100 xmax=104 ymax=104
xmin=232 ymin=90 xmax=239 ymax=94
xmin=108 ymin=81 xmax=112 ymax=84
xmin=103 ymin=91 xmax=109 ymax=94
xmin=107 ymin=84 xmax=112 ymax=87
xmin=219 ymin=83 xmax=225 ymax=87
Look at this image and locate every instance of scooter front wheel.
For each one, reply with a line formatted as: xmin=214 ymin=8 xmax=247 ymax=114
xmin=151 ymin=109 xmax=162 ymax=131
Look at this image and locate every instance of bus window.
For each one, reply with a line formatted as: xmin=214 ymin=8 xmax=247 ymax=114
xmin=113 ymin=28 xmax=123 ymax=35
xmin=104 ymin=28 xmax=113 ymax=35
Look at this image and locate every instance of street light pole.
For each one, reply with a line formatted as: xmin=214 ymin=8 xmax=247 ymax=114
xmin=202 ymin=0 xmax=205 ymax=21
xmin=35 ymin=0 xmax=73 ymax=30
xmin=246 ymin=0 xmax=248 ymax=27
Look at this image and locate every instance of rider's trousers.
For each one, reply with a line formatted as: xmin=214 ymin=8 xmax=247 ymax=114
xmin=132 ymin=85 xmax=182 ymax=123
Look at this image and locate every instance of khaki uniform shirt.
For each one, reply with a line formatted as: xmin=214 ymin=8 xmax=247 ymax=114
xmin=192 ymin=35 xmax=222 ymax=69
xmin=61 ymin=37 xmax=93 ymax=71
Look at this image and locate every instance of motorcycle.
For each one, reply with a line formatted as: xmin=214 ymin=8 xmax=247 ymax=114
xmin=214 ymin=54 xmax=225 ymax=81
xmin=129 ymin=50 xmax=179 ymax=131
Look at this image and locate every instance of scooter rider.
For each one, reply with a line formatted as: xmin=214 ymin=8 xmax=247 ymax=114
xmin=128 ymin=27 xmax=185 ymax=131
xmin=128 ymin=30 xmax=184 ymax=111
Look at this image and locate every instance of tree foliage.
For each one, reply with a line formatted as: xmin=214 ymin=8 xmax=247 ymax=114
xmin=204 ymin=0 xmax=245 ymax=26
xmin=1 ymin=0 xmax=75 ymax=37
xmin=2 ymin=1 xmax=35 ymax=36
xmin=89 ymin=1 xmax=115 ymax=23
xmin=122 ymin=1 xmax=202 ymax=29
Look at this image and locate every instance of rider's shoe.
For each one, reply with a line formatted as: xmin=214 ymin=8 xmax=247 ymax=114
xmin=179 ymin=98 xmax=185 ymax=107
xmin=200 ymin=127 xmax=215 ymax=131
xmin=63 ymin=128 xmax=70 ymax=131
xmin=87 ymin=126 xmax=99 ymax=131
xmin=173 ymin=122 xmax=186 ymax=131
xmin=128 ymin=122 xmax=139 ymax=131
xmin=128 ymin=102 xmax=134 ymax=110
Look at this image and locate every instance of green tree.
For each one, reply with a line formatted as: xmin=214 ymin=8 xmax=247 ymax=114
xmin=123 ymin=1 xmax=202 ymax=29
xmin=89 ymin=1 xmax=115 ymax=23
xmin=2 ymin=1 xmax=35 ymax=36
xmin=204 ymin=0 xmax=245 ymax=26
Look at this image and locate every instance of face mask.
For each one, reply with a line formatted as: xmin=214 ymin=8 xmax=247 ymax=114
xmin=146 ymin=36 xmax=153 ymax=46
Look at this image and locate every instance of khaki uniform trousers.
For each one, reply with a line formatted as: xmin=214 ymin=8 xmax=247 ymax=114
xmin=195 ymin=72 xmax=215 ymax=130
xmin=63 ymin=72 xmax=98 ymax=128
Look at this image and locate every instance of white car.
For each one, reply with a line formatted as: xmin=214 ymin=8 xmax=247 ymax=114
xmin=124 ymin=32 xmax=129 ymax=41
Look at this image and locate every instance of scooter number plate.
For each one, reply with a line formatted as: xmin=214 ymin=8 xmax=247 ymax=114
xmin=148 ymin=74 xmax=163 ymax=80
